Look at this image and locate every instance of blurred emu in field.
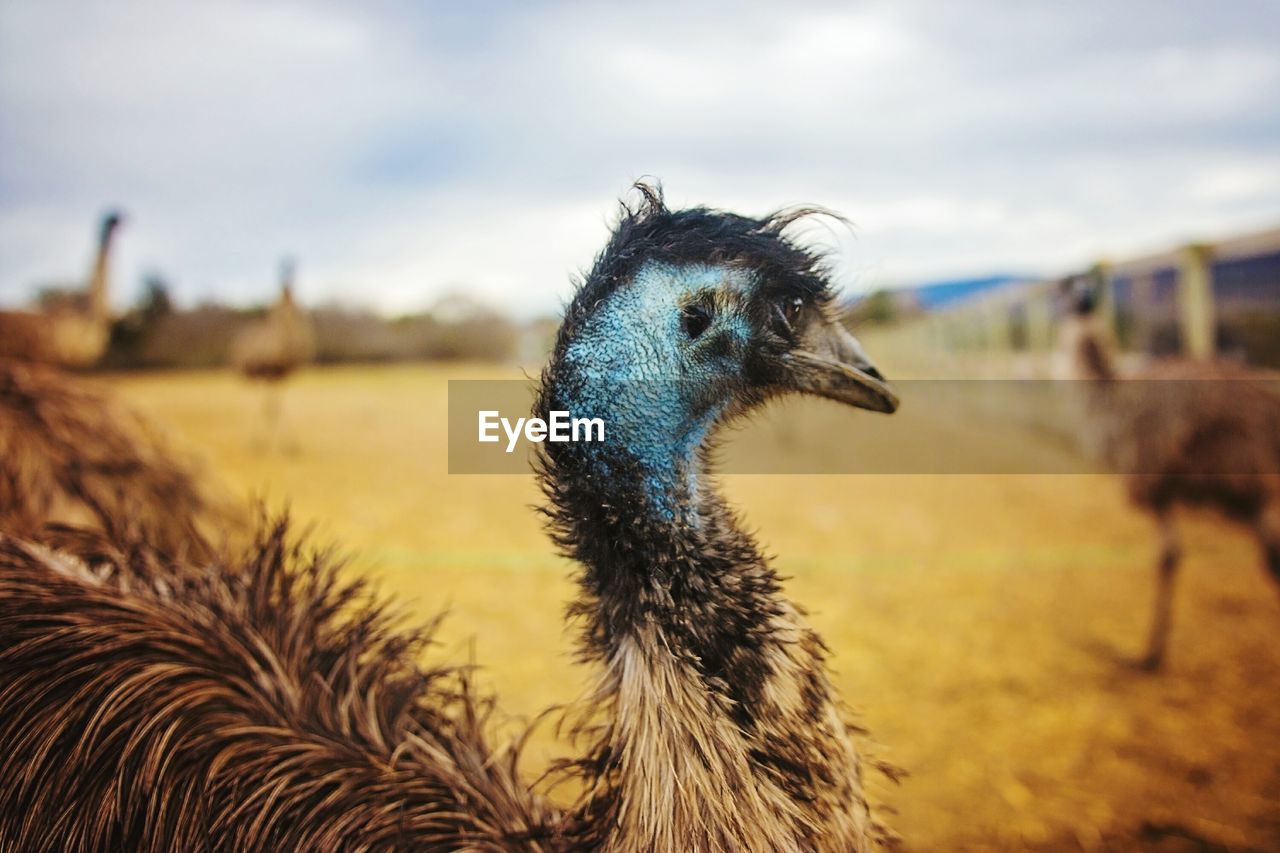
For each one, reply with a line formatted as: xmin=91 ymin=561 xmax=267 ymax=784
xmin=0 ymin=210 xmax=124 ymax=368
xmin=229 ymin=258 xmax=317 ymax=450
xmin=1059 ymin=279 xmax=1280 ymax=669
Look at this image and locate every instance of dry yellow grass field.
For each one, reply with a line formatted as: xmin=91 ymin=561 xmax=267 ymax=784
xmin=99 ymin=364 xmax=1280 ymax=851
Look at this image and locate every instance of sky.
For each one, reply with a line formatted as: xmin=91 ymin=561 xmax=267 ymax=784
xmin=1 ymin=0 xmax=1278 ymax=316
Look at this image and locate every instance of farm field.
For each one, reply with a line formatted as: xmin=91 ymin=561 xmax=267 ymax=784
xmin=100 ymin=364 xmax=1280 ymax=851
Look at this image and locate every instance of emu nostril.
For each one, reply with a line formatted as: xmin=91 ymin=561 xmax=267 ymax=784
xmin=863 ymin=365 xmax=886 ymax=382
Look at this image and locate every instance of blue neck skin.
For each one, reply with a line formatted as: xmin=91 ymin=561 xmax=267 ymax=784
xmin=554 ymin=261 xmax=753 ymax=520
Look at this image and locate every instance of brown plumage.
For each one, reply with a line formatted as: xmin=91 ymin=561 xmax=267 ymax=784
xmin=0 ymin=211 xmax=123 ymax=368
xmin=1060 ymin=289 xmax=1280 ymax=669
xmin=0 ymin=520 xmax=560 ymax=851
xmin=0 ymin=358 xmax=240 ymax=562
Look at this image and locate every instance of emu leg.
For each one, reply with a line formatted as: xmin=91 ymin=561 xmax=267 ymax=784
xmin=254 ymin=383 xmax=283 ymax=453
xmin=1257 ymin=501 xmax=1280 ymax=590
xmin=1139 ymin=511 xmax=1180 ymax=671
xmin=269 ymin=384 xmax=301 ymax=455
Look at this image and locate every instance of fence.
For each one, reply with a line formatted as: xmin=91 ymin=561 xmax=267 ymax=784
xmin=870 ymin=226 xmax=1280 ymax=380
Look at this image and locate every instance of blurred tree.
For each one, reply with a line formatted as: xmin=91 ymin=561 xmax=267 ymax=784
xmin=103 ymin=274 xmax=176 ymax=369
xmin=139 ymin=276 xmax=174 ymax=323
xmin=844 ymin=288 xmax=900 ymax=327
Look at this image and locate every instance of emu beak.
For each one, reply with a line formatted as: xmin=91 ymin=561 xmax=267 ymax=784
xmin=787 ymin=318 xmax=898 ymax=414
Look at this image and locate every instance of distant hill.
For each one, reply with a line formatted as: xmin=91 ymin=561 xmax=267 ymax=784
xmin=902 ymin=275 xmax=1029 ymax=310
xmin=841 ymin=274 xmax=1034 ymax=326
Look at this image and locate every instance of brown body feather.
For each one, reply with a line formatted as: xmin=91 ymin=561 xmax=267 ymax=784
xmin=0 ymin=359 xmax=240 ymax=561
xmin=0 ymin=522 xmax=559 ymax=851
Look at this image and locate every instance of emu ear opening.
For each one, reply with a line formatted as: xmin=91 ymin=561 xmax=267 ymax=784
xmin=786 ymin=318 xmax=898 ymax=414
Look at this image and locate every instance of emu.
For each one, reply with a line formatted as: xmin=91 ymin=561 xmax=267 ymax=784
xmin=0 ymin=186 xmax=899 ymax=850
xmin=0 ymin=210 xmax=124 ymax=368
xmin=229 ymin=258 xmax=317 ymax=450
xmin=1059 ymin=283 xmax=1280 ymax=670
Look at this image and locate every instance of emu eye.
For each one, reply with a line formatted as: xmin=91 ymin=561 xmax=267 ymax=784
xmin=681 ymin=301 xmax=714 ymax=340
xmin=773 ymin=296 xmax=804 ymax=334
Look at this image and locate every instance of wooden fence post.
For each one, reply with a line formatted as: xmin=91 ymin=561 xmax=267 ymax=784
xmin=1093 ymin=261 xmax=1115 ymax=334
xmin=1178 ymin=243 xmax=1215 ymax=358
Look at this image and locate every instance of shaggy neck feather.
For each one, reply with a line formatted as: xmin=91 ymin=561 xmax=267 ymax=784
xmin=539 ymin=416 xmax=870 ymax=850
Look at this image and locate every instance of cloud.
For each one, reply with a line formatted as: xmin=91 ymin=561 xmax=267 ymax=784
xmin=1 ymin=0 xmax=1278 ymax=314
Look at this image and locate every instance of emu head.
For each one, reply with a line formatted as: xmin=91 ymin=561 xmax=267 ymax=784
xmin=1058 ymin=274 xmax=1102 ymax=318
xmin=540 ymin=185 xmax=896 ymax=510
xmin=100 ymin=210 xmax=125 ymax=239
xmin=279 ymin=258 xmax=298 ymax=304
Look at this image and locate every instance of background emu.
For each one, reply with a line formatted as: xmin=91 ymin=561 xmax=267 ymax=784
xmin=0 ymin=210 xmax=124 ymax=368
xmin=0 ymin=186 xmax=898 ymax=850
xmin=229 ymin=258 xmax=317 ymax=449
xmin=1060 ymin=284 xmax=1280 ymax=669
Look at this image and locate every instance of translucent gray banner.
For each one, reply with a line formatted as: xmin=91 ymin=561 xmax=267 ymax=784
xmin=447 ymin=379 xmax=1280 ymax=475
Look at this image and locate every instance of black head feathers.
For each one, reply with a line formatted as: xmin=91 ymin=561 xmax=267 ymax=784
xmin=557 ymin=182 xmax=840 ymax=337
